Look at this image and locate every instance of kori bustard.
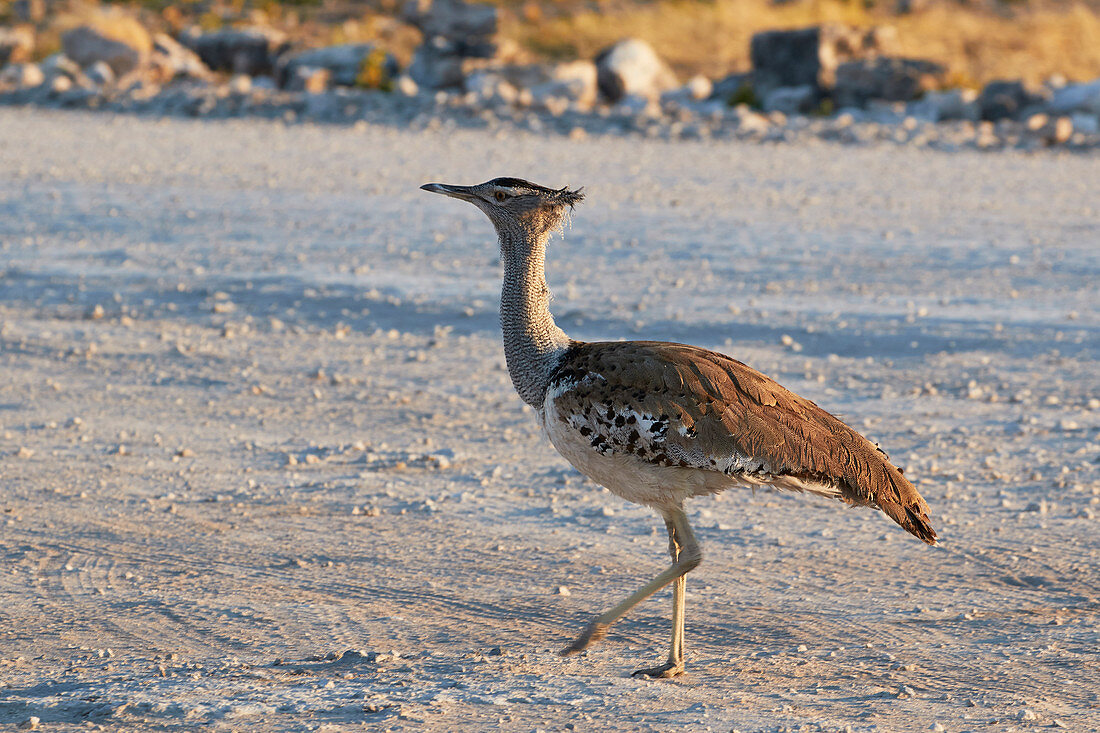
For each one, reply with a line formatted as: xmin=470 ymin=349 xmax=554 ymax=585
xmin=421 ymin=177 xmax=936 ymax=678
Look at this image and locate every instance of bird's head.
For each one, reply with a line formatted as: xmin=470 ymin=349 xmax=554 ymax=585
xmin=420 ymin=177 xmax=584 ymax=241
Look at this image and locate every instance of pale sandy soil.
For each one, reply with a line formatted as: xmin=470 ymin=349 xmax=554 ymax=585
xmin=0 ymin=108 xmax=1098 ymax=732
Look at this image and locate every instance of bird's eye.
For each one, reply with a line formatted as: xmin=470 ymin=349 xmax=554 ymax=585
xmin=494 ymin=191 xmax=506 ymax=202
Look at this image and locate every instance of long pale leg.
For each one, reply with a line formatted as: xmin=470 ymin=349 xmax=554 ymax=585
xmin=560 ymin=508 xmax=701 ymax=670
xmin=632 ymin=518 xmax=688 ymax=677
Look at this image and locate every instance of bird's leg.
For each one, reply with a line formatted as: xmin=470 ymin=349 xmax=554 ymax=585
xmin=560 ymin=509 xmax=700 ymax=666
xmin=632 ymin=519 xmax=687 ymax=678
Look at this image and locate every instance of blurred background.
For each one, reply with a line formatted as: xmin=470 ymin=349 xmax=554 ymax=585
xmin=3 ymin=0 xmax=1100 ymax=88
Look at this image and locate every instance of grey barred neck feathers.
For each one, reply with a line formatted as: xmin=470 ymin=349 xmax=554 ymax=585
xmin=418 ymin=177 xmax=582 ymax=408
xmin=497 ymin=215 xmax=573 ymax=408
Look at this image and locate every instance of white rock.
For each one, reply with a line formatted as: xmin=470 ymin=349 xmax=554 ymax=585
xmin=85 ymin=59 xmax=114 ymax=86
xmin=685 ymin=75 xmax=713 ymax=101
xmin=396 ymin=74 xmax=419 ymax=96
xmin=595 ymin=38 xmax=678 ymax=103
xmin=228 ymin=74 xmax=252 ymax=95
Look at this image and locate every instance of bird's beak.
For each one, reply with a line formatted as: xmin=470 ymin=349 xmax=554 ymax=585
xmin=420 ymin=182 xmax=477 ymax=201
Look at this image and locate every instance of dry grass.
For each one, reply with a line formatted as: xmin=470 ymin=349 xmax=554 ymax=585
xmin=503 ymin=0 xmax=1100 ymax=86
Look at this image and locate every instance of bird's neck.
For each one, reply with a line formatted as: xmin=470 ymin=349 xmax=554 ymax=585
xmin=498 ymin=227 xmax=572 ymax=408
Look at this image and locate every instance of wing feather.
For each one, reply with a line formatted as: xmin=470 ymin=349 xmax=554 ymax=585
xmin=548 ymin=341 xmax=937 ymax=544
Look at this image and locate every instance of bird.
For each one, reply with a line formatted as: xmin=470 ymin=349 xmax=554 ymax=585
xmin=421 ymin=176 xmax=936 ymax=678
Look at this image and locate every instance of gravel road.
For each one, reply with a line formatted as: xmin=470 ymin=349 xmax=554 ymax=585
xmin=1 ymin=107 xmax=1098 ymax=731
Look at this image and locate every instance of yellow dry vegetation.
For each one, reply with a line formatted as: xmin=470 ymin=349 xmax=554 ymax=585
xmin=502 ymin=0 xmax=1100 ymax=86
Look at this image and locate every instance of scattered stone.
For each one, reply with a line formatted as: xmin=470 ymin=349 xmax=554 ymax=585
xmin=284 ymin=66 xmax=331 ymax=94
xmin=763 ymin=84 xmax=816 ymax=114
xmin=17 ymin=717 xmax=39 ymax=730
xmin=911 ymin=88 xmax=979 ymax=121
xmin=531 ymin=60 xmax=598 ymax=109
xmin=710 ymin=72 xmax=755 ymax=105
xmin=977 ymin=79 xmax=1049 ymax=121
xmin=277 ymin=44 xmax=398 ymax=89
xmin=395 ymin=74 xmax=419 ymax=96
xmin=180 ymin=27 xmax=288 ymax=77
xmin=662 ymin=74 xmax=713 ymax=105
xmin=0 ymin=61 xmax=44 ymax=90
xmin=228 ymin=74 xmax=252 ymax=95
xmin=1025 ymin=501 xmax=1050 ymax=515
xmin=85 ymin=60 xmax=115 ymax=87
xmin=595 ymin=38 xmax=678 ymax=103
xmin=556 ymin=585 xmax=571 ymax=596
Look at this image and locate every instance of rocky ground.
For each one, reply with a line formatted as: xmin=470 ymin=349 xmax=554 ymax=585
xmin=0 ymin=107 xmax=1098 ymax=731
xmin=5 ymin=4 xmax=1100 ymax=152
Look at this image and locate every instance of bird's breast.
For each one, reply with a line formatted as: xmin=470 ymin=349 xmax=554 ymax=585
xmin=541 ymin=391 xmax=726 ymax=510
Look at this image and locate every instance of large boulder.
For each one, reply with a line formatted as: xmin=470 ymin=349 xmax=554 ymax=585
xmin=181 ymin=27 xmax=288 ymax=77
xmin=750 ymin=24 xmax=897 ymax=98
xmin=977 ymin=79 xmax=1049 ymax=121
xmin=832 ymin=57 xmax=945 ymax=108
xmin=407 ymin=36 xmax=465 ymax=90
xmin=403 ymin=0 xmax=497 ymax=49
xmin=0 ymin=26 xmax=35 ymax=65
xmin=276 ymin=44 xmax=397 ymax=88
xmin=403 ymin=0 xmax=497 ymax=90
xmin=1047 ymin=79 xmax=1100 ymax=116
xmin=595 ymin=38 xmax=678 ymax=103
xmin=62 ymin=20 xmax=151 ymax=77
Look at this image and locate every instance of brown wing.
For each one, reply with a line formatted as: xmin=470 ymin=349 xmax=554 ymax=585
xmin=550 ymin=341 xmax=937 ymax=544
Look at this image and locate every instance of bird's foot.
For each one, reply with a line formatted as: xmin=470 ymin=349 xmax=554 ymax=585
xmin=559 ymin=621 xmax=609 ymax=656
xmin=631 ymin=660 xmax=685 ymax=679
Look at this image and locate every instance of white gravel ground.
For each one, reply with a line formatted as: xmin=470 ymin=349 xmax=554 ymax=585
xmin=0 ymin=107 xmax=1098 ymax=732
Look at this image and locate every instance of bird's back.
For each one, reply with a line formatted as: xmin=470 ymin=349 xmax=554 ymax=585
xmin=545 ymin=340 xmax=936 ymax=544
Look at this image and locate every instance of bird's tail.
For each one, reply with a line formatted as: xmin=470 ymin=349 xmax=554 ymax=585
xmin=844 ymin=463 xmax=937 ymax=545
